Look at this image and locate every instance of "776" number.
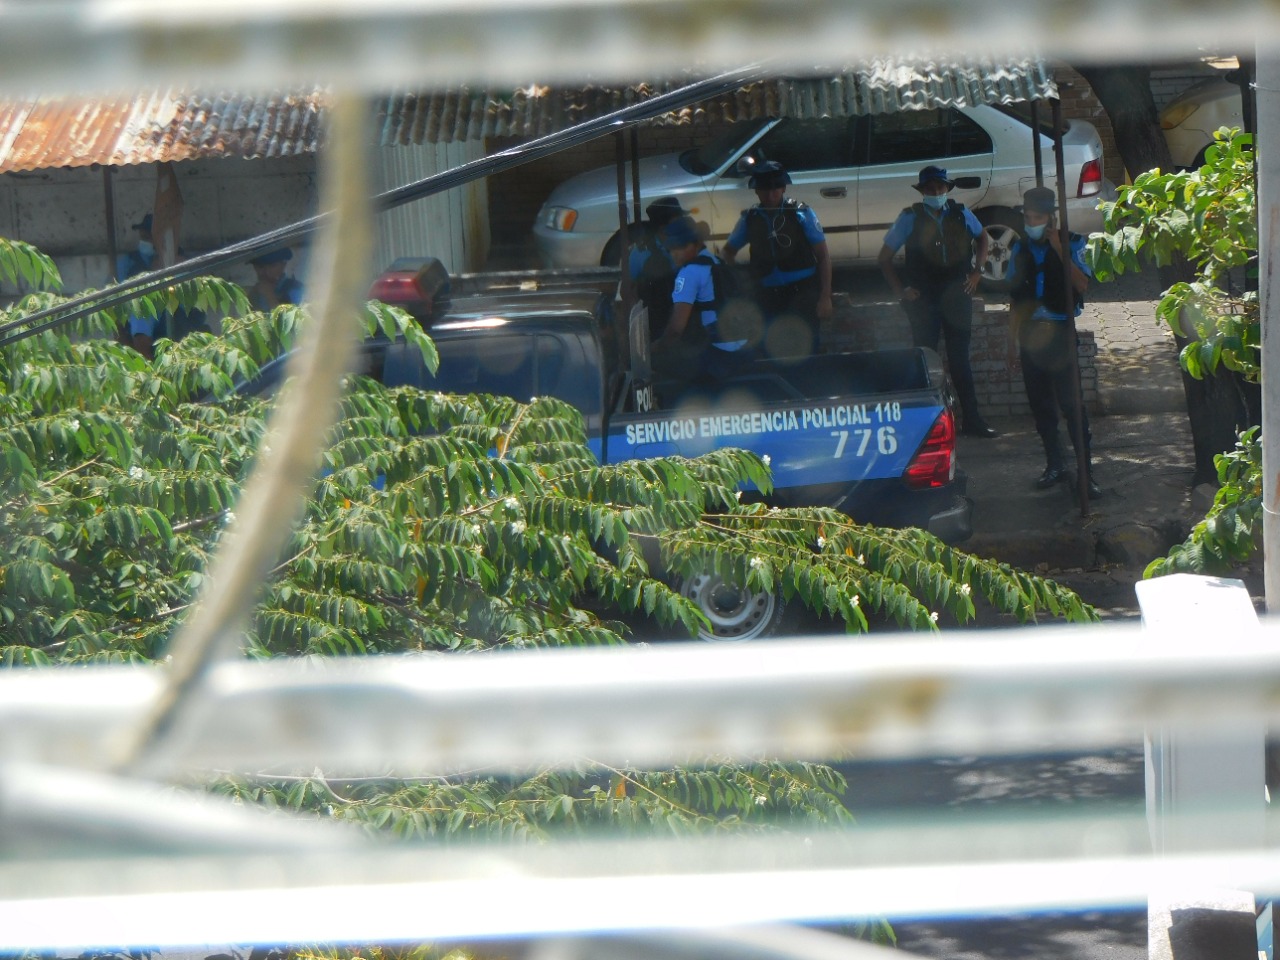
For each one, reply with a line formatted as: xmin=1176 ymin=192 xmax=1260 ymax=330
xmin=830 ymin=427 xmax=897 ymax=459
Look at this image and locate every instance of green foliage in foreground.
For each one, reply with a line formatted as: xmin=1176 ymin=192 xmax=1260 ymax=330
xmin=0 ymin=237 xmax=1091 ymax=952
xmin=1088 ymin=128 xmax=1264 ymax=577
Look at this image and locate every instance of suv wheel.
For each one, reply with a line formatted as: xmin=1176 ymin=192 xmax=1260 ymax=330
xmin=680 ymin=571 xmax=789 ymax=641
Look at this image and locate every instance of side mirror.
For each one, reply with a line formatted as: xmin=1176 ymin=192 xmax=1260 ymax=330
xmin=732 ymin=151 xmax=765 ymax=178
xmin=953 ymin=176 xmax=982 ymax=190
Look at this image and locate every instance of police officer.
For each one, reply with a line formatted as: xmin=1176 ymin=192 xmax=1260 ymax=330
xmin=627 ymin=196 xmax=689 ymax=338
xmin=722 ymin=160 xmax=832 ymax=359
xmin=878 ymin=165 xmax=995 ymax=438
xmin=650 ymin=216 xmax=749 ymax=382
xmin=248 ymin=247 xmax=304 ymax=311
xmin=115 ymin=212 xmax=207 ymax=360
xmin=1008 ymin=186 xmax=1100 ymax=498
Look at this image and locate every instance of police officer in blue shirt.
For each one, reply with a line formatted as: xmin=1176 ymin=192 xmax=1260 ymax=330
xmin=627 ymin=196 xmax=688 ymax=338
xmin=878 ymin=165 xmax=995 ymax=438
xmin=1007 ymin=186 xmax=1100 ymax=498
xmin=248 ymin=247 xmax=304 ymax=311
xmin=651 ymin=216 xmax=749 ymax=382
xmin=115 ymin=212 xmax=208 ymax=360
xmin=722 ymin=160 xmax=832 ymax=359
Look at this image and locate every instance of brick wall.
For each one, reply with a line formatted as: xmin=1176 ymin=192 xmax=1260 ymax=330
xmin=1150 ymin=60 xmax=1230 ymax=110
xmin=826 ymin=295 xmax=1098 ymax=419
xmin=1051 ymin=64 xmax=1123 ymax=187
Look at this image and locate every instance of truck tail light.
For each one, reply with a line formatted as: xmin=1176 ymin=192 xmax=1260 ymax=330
xmin=904 ymin=409 xmax=956 ymax=489
xmin=1077 ymin=158 xmax=1103 ymax=197
xmin=369 ymin=257 xmax=451 ymax=321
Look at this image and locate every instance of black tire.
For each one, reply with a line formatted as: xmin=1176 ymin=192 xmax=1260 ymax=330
xmin=600 ymin=231 xmax=622 ymax=267
xmin=975 ymin=207 xmax=1023 ymax=293
xmin=679 ymin=571 xmax=792 ymax=642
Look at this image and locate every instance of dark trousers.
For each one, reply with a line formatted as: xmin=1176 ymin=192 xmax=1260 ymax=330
xmin=1019 ymin=318 xmax=1091 ymax=468
xmin=758 ymin=275 xmax=821 ymax=359
xmin=904 ymin=281 xmax=982 ymax=426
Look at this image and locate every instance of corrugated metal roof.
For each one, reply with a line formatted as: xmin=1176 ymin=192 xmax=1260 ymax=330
xmin=0 ymin=59 xmax=1052 ymax=171
xmin=0 ymin=88 xmax=326 ymax=173
xmin=374 ymin=57 xmax=1057 ymax=143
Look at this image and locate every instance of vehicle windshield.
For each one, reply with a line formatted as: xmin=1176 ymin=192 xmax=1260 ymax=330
xmin=678 ymin=118 xmax=773 ymax=175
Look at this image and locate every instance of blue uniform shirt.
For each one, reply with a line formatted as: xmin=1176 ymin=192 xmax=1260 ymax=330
xmin=726 ymin=203 xmax=826 ymax=288
xmin=1008 ymin=234 xmax=1092 ymax=321
xmin=671 ymin=251 xmax=746 ymax=351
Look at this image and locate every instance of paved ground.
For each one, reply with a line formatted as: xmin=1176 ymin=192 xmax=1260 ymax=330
xmin=826 ymin=267 xmax=1222 ymax=959
xmin=831 ymin=265 xmax=1264 ymax=620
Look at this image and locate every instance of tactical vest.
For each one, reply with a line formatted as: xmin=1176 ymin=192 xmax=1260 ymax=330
xmin=741 ymin=198 xmax=818 ymax=281
xmin=902 ymin=200 xmax=976 ymax=291
xmin=634 ymin=231 xmax=676 ymax=335
xmin=1011 ymin=237 xmax=1085 ymax=318
xmin=664 ymin=253 xmax=724 ymax=352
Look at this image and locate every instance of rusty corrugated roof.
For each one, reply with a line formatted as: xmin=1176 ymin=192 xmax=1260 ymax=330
xmin=374 ymin=57 xmax=1057 ymax=143
xmin=0 ymin=88 xmax=326 ymax=173
xmin=0 ymin=59 xmax=1052 ymax=171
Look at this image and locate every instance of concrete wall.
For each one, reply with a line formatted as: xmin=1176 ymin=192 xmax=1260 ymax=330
xmin=371 ymin=140 xmax=489 ymax=275
xmin=0 ymin=155 xmax=319 ymax=297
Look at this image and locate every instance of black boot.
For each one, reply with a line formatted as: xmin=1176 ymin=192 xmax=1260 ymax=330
xmin=1035 ymin=435 xmax=1065 ymax=489
xmin=962 ymin=412 xmax=998 ymax=439
xmin=1083 ymin=453 xmax=1102 ymax=500
xmin=1035 ymin=463 xmax=1066 ymax=489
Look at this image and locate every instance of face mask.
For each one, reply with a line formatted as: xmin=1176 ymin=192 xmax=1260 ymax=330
xmin=137 ymin=239 xmax=155 ymax=258
xmin=921 ymin=194 xmax=948 ymax=211
xmin=1024 ymin=223 xmax=1048 ymax=241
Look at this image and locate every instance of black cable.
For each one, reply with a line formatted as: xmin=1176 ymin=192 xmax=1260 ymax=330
xmin=0 ymin=63 xmax=773 ymax=350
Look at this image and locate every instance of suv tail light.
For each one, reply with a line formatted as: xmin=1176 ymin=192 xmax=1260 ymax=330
xmin=904 ymin=409 xmax=956 ymax=489
xmin=369 ymin=257 xmax=451 ymax=321
xmin=1077 ymin=158 xmax=1103 ymax=198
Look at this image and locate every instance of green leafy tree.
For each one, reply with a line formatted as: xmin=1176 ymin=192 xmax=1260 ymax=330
xmin=0 ymin=236 xmax=1094 ymax=953
xmin=1087 ymin=128 xmax=1262 ymax=575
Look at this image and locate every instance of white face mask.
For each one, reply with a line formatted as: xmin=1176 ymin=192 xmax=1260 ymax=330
xmin=1024 ymin=223 xmax=1048 ymax=241
xmin=137 ymin=239 xmax=155 ymax=258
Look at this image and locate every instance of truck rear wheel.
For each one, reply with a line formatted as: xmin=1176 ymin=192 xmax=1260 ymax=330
xmin=600 ymin=231 xmax=622 ymax=267
xmin=680 ymin=572 xmax=790 ymax=642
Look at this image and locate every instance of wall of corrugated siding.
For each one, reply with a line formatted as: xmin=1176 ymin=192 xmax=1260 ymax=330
xmin=371 ymin=140 xmax=488 ymax=275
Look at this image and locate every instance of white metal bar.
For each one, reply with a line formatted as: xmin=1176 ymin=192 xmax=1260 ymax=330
xmin=2 ymin=3 xmax=1280 ymax=96
xmin=2 ymin=628 xmax=1280 ymax=777
xmin=3 ymin=816 xmax=1279 ymax=951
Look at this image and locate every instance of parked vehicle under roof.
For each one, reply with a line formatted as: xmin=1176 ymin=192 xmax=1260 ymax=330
xmin=533 ymin=103 xmax=1116 ymax=288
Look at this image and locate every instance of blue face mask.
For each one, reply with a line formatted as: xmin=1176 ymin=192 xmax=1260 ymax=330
xmin=1024 ymin=223 xmax=1048 ymax=241
xmin=137 ymin=239 xmax=155 ymax=259
xmin=921 ymin=193 xmax=948 ymax=211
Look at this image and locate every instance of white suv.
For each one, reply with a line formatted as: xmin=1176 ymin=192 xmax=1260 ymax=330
xmin=1160 ymin=76 xmax=1245 ymax=169
xmin=533 ymin=103 xmax=1115 ymax=287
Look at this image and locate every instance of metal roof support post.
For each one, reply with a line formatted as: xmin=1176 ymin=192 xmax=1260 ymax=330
xmin=1029 ymin=100 xmax=1044 ymax=187
xmin=102 ymin=166 xmax=117 ymax=284
xmin=630 ymin=128 xmax=642 ymax=226
xmin=1050 ymin=97 xmax=1089 ymax=515
xmin=1259 ymin=49 xmax=1280 ymax=612
xmin=615 ymin=131 xmax=635 ymax=319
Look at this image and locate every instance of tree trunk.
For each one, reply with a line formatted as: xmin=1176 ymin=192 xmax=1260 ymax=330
xmin=1074 ymin=65 xmax=1173 ymax=179
xmin=1077 ymin=64 xmax=1250 ymax=485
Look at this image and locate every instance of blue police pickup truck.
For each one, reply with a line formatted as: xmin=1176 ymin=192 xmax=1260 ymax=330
xmin=252 ymin=260 xmax=973 ymax=639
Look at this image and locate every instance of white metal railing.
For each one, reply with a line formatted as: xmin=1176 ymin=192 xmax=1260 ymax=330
xmin=2 ymin=5 xmax=1279 ymax=959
